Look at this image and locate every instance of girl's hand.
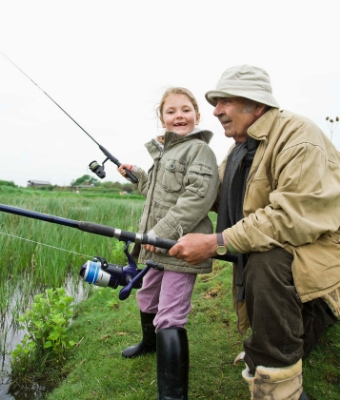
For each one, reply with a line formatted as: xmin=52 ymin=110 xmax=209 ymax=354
xmin=143 ymin=244 xmax=159 ymax=253
xmin=144 ymin=229 xmax=167 ymax=254
xmin=117 ymin=164 xmax=133 ymax=178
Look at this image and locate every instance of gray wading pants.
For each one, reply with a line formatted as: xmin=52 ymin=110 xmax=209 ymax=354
xmin=242 ymin=247 xmax=337 ymax=375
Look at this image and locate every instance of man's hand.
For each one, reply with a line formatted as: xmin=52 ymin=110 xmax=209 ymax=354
xmin=168 ymin=233 xmax=217 ymax=265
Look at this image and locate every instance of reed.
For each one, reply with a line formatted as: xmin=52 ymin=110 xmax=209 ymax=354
xmin=0 ymin=191 xmax=144 ymax=286
xmin=0 ymin=189 xmax=145 ymax=373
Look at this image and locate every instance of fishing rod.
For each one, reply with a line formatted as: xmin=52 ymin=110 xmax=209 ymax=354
xmin=0 ymin=203 xmax=237 ymax=262
xmin=0 ymin=203 xmax=238 ymax=299
xmin=0 ymin=203 xmax=175 ymax=248
xmin=0 ymin=50 xmax=137 ymax=183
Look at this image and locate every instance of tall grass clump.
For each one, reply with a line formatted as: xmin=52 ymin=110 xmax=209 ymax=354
xmin=0 ymin=192 xmax=144 ymax=289
xmin=0 ymin=190 xmax=145 ymax=378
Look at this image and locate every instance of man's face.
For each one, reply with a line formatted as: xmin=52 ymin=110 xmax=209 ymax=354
xmin=213 ymin=97 xmax=261 ymax=143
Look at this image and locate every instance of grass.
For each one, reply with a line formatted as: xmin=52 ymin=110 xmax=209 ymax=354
xmin=0 ymin=189 xmax=144 ymax=289
xmin=0 ymin=188 xmax=145 ymax=383
xmin=1 ymin=189 xmax=339 ymax=399
xmin=43 ymin=260 xmax=340 ymax=400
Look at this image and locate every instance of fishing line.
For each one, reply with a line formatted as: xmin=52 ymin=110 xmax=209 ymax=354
xmin=0 ymin=231 xmax=93 ymax=259
xmin=0 ymin=50 xmax=99 ymax=145
xmin=0 ymin=50 xmax=138 ymax=182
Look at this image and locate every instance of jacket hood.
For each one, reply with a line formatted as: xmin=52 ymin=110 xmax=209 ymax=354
xmin=145 ymin=129 xmax=214 ymax=162
xmin=163 ymin=128 xmax=213 ymax=144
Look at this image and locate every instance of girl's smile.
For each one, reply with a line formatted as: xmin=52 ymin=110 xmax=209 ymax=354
xmin=161 ymin=94 xmax=200 ymax=136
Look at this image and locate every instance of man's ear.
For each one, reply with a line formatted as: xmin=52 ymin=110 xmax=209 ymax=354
xmin=255 ymin=103 xmax=268 ymax=117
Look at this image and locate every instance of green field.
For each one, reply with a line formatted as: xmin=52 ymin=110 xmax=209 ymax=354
xmin=0 ymin=187 xmax=144 ymax=292
xmin=0 ymin=188 xmax=339 ymax=400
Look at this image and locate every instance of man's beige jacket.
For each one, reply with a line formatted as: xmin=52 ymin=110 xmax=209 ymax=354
xmin=219 ymin=108 xmax=340 ymax=333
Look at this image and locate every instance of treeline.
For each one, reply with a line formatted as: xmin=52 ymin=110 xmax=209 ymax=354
xmin=0 ymin=178 xmax=135 ymax=194
xmin=0 ymin=180 xmax=18 ymax=187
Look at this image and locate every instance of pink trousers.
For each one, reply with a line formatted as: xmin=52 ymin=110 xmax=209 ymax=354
xmin=136 ymin=268 xmax=196 ymax=332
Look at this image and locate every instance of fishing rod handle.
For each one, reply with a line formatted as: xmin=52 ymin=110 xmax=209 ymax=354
xmin=99 ymin=145 xmax=138 ymax=183
xmin=145 ymin=234 xmax=238 ymax=262
xmin=124 ymin=168 xmax=138 ymax=184
xmin=78 ymin=222 xmax=238 ymax=262
xmin=78 ymin=222 xmax=175 ymax=248
xmin=149 ymin=235 xmax=238 ymax=262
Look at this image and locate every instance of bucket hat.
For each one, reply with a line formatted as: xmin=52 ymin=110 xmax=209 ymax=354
xmin=205 ymin=65 xmax=279 ymax=108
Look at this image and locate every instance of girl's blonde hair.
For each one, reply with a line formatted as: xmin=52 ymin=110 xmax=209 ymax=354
xmin=157 ymin=87 xmax=200 ymax=123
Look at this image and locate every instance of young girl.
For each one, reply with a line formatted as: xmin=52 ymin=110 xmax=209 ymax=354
xmin=118 ymin=87 xmax=219 ymax=400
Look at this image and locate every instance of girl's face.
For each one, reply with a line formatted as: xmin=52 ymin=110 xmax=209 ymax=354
xmin=161 ymin=94 xmax=200 ymax=136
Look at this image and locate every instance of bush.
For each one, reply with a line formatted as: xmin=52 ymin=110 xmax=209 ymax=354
xmin=11 ymin=288 xmax=76 ymax=380
xmin=0 ymin=180 xmax=17 ymax=187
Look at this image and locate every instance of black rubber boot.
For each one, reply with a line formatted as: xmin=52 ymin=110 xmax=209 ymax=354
xmin=299 ymin=393 xmax=310 ymax=400
xmin=122 ymin=311 xmax=156 ymax=358
xmin=157 ymin=327 xmax=189 ymax=400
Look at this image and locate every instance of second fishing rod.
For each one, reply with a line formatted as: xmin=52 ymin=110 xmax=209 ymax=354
xmin=0 ymin=50 xmax=137 ymax=183
xmin=0 ymin=203 xmax=238 ymax=300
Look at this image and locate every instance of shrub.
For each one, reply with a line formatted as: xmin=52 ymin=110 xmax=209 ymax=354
xmin=11 ymin=288 xmax=76 ymax=380
xmin=0 ymin=180 xmax=17 ymax=187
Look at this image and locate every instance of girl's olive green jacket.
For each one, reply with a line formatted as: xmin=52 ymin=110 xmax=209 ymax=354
xmin=133 ymin=129 xmax=219 ymax=274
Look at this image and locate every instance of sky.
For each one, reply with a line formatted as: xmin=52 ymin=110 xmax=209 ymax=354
xmin=0 ymin=0 xmax=339 ymax=187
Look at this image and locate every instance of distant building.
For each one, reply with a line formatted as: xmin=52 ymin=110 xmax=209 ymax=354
xmin=27 ymin=180 xmax=51 ymax=187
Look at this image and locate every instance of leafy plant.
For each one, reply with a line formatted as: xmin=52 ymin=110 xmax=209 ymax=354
xmin=112 ymin=240 xmax=130 ymax=265
xmin=11 ymin=288 xmax=76 ymax=379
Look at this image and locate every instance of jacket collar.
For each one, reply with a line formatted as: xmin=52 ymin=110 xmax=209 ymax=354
xmin=163 ymin=128 xmax=213 ymax=144
xmin=247 ymin=108 xmax=281 ymax=141
xmin=145 ymin=128 xmax=213 ymax=161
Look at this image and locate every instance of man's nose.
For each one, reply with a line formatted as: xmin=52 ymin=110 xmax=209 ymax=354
xmin=213 ymin=100 xmax=224 ymax=117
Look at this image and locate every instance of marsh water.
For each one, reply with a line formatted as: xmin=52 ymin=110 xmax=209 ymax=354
xmin=0 ymin=193 xmax=144 ymax=400
xmin=0 ymin=278 xmax=90 ymax=400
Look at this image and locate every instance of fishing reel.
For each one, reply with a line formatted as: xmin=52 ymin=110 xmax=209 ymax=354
xmin=79 ymin=240 xmax=164 ymax=300
xmin=89 ymin=160 xmax=106 ymax=179
xmin=88 ymin=146 xmax=138 ymax=183
xmin=89 ymin=144 xmax=138 ymax=182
